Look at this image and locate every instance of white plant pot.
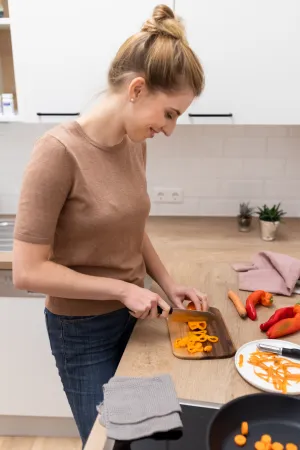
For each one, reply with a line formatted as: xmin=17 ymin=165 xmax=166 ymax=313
xmin=259 ymin=220 xmax=280 ymax=241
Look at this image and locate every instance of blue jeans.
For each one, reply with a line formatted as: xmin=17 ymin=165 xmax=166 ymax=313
xmin=45 ymin=307 xmax=136 ymax=448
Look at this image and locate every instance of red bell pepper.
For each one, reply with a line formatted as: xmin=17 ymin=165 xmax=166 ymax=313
xmin=260 ymin=306 xmax=294 ymax=332
xmin=246 ymin=290 xmax=273 ymax=321
xmin=267 ymin=315 xmax=300 ymax=339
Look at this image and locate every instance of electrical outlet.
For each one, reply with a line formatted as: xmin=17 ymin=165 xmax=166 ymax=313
xmin=153 ymin=188 xmax=184 ymax=203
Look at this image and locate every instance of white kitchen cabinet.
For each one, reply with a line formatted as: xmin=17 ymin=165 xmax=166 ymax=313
xmin=8 ymin=0 xmax=172 ymax=123
xmin=175 ymin=1 xmax=300 ymax=125
xmin=0 ymin=0 xmax=19 ymax=120
xmin=0 ymin=296 xmax=72 ymax=417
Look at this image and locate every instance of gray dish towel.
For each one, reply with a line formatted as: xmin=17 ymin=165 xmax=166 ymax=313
xmin=97 ymin=374 xmax=183 ymax=441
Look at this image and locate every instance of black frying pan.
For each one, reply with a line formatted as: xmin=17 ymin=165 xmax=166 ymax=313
xmin=207 ymin=393 xmax=300 ymax=450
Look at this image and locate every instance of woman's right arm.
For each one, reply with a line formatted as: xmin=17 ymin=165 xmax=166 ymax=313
xmin=13 ymin=134 xmax=169 ymax=318
xmin=13 ymin=239 xmax=170 ymax=317
xmin=13 ymin=239 xmax=129 ymax=301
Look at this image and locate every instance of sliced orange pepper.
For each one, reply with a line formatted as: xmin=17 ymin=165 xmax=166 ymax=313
xmin=207 ymin=335 xmax=219 ymax=343
xmin=188 ymin=321 xmax=207 ymax=331
xmin=174 ymin=337 xmax=189 ymax=348
xmin=286 ymin=444 xmax=298 ymax=450
xmin=188 ymin=335 xmax=201 ymax=342
xmin=241 ymin=421 xmax=248 ymax=436
xmin=254 ymin=442 xmax=265 ymax=450
xmin=194 ymin=343 xmax=203 ymax=351
xmin=204 ymin=345 xmax=212 ymax=352
xmin=239 ymin=354 xmax=244 ymax=368
xmin=187 ymin=302 xmax=196 ymax=310
xmin=272 ymin=443 xmax=284 ymax=450
xmin=188 ymin=331 xmax=207 ymax=337
xmin=234 ymin=435 xmax=247 ymax=446
xmin=173 ymin=318 xmax=219 ymax=355
xmin=187 ymin=347 xmax=199 ymax=354
xmin=261 ymin=435 xmax=272 ymax=444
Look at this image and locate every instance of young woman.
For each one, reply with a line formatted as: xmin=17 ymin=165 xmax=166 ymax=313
xmin=13 ymin=3 xmax=207 ymax=447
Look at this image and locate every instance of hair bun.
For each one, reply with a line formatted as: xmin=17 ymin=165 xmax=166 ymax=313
xmin=152 ymin=4 xmax=175 ymax=22
xmin=141 ymin=4 xmax=187 ymax=42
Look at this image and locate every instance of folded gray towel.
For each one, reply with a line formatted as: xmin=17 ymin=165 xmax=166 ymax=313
xmin=97 ymin=374 xmax=183 ymax=441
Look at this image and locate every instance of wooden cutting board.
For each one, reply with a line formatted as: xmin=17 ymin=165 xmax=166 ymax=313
xmin=167 ymin=306 xmax=236 ymax=360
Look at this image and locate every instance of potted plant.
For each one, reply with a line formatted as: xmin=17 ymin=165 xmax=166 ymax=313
xmin=237 ymin=202 xmax=254 ymax=232
xmin=256 ymin=203 xmax=286 ymax=241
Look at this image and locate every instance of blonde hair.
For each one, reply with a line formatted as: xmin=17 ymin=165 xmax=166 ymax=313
xmin=108 ymin=4 xmax=205 ymax=96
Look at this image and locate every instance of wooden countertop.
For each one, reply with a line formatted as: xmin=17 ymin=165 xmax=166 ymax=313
xmin=1 ymin=216 xmax=300 ymax=271
xmin=0 ymin=214 xmax=14 ymax=270
xmin=85 ymin=217 xmax=300 ymax=450
xmin=0 ymin=251 xmax=12 ymax=270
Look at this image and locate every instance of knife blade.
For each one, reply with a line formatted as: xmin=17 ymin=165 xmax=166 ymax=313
xmin=257 ymin=343 xmax=300 ymax=360
xmin=157 ymin=305 xmax=216 ymax=323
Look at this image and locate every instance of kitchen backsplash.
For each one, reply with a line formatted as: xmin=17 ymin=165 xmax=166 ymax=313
xmin=0 ymin=123 xmax=299 ymax=217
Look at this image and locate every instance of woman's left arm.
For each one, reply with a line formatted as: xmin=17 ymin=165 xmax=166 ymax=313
xmin=142 ymin=233 xmax=208 ymax=311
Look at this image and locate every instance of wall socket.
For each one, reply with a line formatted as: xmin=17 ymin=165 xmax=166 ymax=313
xmin=153 ymin=188 xmax=184 ymax=203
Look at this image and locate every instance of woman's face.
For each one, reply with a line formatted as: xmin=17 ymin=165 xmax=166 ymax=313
xmin=123 ymin=79 xmax=194 ymax=142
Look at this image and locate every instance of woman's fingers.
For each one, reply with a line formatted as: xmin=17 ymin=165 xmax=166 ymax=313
xmin=185 ymin=289 xmax=202 ymax=311
xmin=157 ymin=298 xmax=171 ymax=319
xmin=129 ymin=307 xmax=150 ymax=320
xmin=194 ymin=289 xmax=209 ymax=311
xmin=140 ymin=307 xmax=151 ymax=320
xmin=128 ymin=292 xmax=171 ymax=320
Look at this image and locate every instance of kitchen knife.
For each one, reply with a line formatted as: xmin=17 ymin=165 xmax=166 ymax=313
xmin=157 ymin=305 xmax=216 ymax=323
xmin=257 ymin=343 xmax=300 ymax=360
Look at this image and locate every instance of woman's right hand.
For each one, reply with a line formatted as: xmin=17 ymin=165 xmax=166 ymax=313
xmin=120 ymin=284 xmax=170 ymax=319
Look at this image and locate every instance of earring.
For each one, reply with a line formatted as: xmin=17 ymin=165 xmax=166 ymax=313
xmin=130 ymin=98 xmax=134 ymax=103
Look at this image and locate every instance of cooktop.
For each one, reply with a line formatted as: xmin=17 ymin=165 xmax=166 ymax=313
xmin=110 ymin=400 xmax=220 ymax=450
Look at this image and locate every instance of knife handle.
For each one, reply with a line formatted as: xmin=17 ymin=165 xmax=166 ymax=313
xmin=283 ymin=348 xmax=300 ymax=359
xmin=157 ymin=305 xmax=173 ymax=315
xmin=128 ymin=305 xmax=173 ymax=316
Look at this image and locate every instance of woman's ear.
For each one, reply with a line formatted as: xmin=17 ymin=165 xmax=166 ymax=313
xmin=128 ymin=77 xmax=146 ymax=102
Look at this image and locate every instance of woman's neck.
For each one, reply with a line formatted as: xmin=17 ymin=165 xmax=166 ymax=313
xmin=77 ymin=93 xmax=127 ymax=148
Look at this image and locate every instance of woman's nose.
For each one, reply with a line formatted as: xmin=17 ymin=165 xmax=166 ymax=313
xmin=162 ymin=121 xmax=177 ymax=137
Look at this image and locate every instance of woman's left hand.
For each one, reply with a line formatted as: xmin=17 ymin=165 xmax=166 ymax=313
xmin=166 ymin=284 xmax=209 ymax=311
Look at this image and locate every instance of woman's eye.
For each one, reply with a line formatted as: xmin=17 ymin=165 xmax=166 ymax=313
xmin=165 ymin=112 xmax=173 ymax=120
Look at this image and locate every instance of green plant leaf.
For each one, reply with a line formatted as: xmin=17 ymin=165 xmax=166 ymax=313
xmin=256 ymin=202 xmax=286 ymax=222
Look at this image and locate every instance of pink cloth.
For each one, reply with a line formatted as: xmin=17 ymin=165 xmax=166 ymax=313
xmin=232 ymin=251 xmax=300 ymax=296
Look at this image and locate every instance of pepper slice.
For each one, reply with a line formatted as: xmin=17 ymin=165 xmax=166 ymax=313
xmin=173 ymin=319 xmax=218 ymax=354
xmin=188 ymin=321 xmax=207 ymax=331
xmin=207 ymin=336 xmax=219 ymax=343
xmin=189 ymin=330 xmax=207 ymax=336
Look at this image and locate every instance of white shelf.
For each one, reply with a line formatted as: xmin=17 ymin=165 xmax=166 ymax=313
xmin=0 ymin=18 xmax=11 ymax=30
xmin=0 ymin=115 xmax=20 ymax=122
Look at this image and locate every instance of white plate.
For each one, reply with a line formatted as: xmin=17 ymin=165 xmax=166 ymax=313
xmin=235 ymin=339 xmax=300 ymax=395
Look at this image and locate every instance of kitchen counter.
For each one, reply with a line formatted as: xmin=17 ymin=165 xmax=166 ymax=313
xmin=0 ymin=251 xmax=12 ymax=270
xmin=1 ymin=216 xmax=300 ymax=270
xmin=85 ymin=216 xmax=300 ymax=450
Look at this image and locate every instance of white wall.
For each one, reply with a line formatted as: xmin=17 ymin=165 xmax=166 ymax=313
xmin=147 ymin=125 xmax=300 ymax=217
xmin=0 ymin=123 xmax=53 ymax=213
xmin=0 ymin=123 xmax=299 ymax=217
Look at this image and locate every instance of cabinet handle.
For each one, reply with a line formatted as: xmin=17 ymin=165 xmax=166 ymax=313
xmin=188 ymin=113 xmax=233 ymax=118
xmin=37 ymin=113 xmax=80 ymax=117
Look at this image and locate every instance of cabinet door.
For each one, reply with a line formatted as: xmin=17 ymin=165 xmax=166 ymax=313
xmin=9 ymin=0 xmax=172 ymax=122
xmin=175 ymin=0 xmax=300 ymax=124
xmin=0 ymin=296 xmax=72 ymax=417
